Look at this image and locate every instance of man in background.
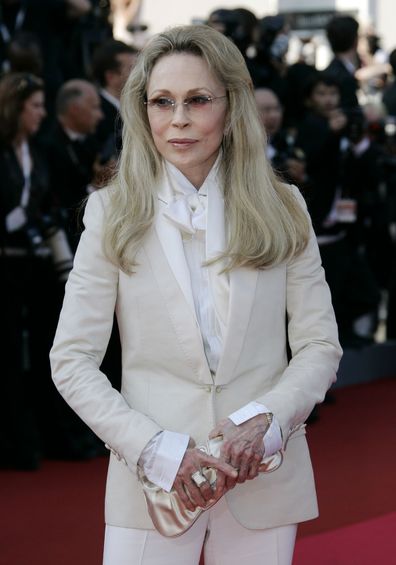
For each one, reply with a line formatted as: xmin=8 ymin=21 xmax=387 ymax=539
xmin=91 ymin=39 xmax=138 ymax=159
xmin=47 ymin=79 xmax=104 ymax=250
xmin=323 ymin=14 xmax=361 ymax=109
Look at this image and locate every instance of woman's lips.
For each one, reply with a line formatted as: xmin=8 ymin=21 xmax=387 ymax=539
xmin=168 ymin=138 xmax=197 ymax=148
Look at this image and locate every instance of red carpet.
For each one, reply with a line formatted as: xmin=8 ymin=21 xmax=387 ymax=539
xmin=1 ymin=378 xmax=395 ymax=565
xmin=0 ymin=458 xmax=107 ymax=565
xmin=298 ymin=377 xmax=396 ymax=537
xmin=293 ymin=512 xmax=396 ymax=565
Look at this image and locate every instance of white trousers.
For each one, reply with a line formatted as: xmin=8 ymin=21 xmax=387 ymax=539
xmin=103 ymin=497 xmax=297 ymax=565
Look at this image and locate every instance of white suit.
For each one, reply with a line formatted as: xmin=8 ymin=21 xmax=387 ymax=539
xmin=50 ymin=167 xmax=342 ymax=533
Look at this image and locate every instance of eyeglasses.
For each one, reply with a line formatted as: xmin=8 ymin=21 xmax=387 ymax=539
xmin=144 ymin=94 xmax=227 ymax=114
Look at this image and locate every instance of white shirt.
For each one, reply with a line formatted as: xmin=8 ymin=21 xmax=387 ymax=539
xmin=139 ymin=160 xmax=282 ymax=491
xmin=100 ymin=88 xmax=121 ymax=110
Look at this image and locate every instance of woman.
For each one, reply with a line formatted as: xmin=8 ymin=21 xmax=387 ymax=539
xmin=0 ymin=73 xmax=53 ymax=468
xmin=50 ymin=26 xmax=342 ymax=564
xmin=0 ymin=72 xmax=77 ymax=469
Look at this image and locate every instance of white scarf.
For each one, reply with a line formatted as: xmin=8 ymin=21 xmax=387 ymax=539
xmin=159 ymin=156 xmax=230 ymax=344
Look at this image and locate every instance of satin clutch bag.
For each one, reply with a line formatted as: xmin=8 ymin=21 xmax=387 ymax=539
xmin=137 ymin=436 xmax=283 ymax=537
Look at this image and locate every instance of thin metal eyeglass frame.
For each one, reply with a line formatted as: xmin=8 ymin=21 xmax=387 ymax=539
xmin=144 ymin=95 xmax=227 ymax=113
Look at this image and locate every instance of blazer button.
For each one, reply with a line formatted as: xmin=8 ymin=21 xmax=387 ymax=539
xmin=205 ymin=386 xmax=212 ymax=392
xmin=215 ymin=386 xmax=222 ymax=393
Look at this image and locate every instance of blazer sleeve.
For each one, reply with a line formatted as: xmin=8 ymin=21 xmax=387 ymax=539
xmin=256 ymin=185 xmax=343 ymax=445
xmin=50 ymin=190 xmax=162 ymax=471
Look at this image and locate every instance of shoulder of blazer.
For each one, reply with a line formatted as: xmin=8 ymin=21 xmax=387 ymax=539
xmin=283 ymin=182 xmax=308 ymax=213
xmin=84 ymin=187 xmax=111 ymax=222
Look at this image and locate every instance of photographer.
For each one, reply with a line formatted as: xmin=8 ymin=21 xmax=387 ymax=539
xmin=374 ymin=113 xmax=396 ymax=338
xmin=0 ymin=72 xmax=73 ymax=468
xmin=296 ymin=73 xmax=347 ymax=231
xmin=323 ymin=14 xmax=361 ymax=109
xmin=249 ymin=15 xmax=289 ymax=103
xmin=342 ymin=107 xmax=393 ymax=290
xmin=296 ymin=73 xmax=380 ymax=346
xmin=255 ymin=87 xmax=307 ymax=188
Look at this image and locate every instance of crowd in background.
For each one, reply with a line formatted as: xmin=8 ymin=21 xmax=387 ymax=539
xmin=1 ymin=0 xmax=396 ymax=470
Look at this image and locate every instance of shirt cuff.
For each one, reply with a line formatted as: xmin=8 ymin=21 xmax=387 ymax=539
xmin=138 ymin=430 xmax=189 ymax=492
xmin=228 ymin=401 xmax=283 ymax=457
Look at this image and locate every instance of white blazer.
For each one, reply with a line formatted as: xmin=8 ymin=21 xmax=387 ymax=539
xmin=50 ymin=179 xmax=342 ymax=531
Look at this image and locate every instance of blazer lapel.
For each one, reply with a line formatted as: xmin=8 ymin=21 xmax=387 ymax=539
xmin=206 ymin=179 xmax=228 ymax=335
xmin=155 ymin=172 xmax=196 ymax=317
xmin=215 ymin=267 xmax=259 ymax=385
xmin=143 ymin=174 xmax=213 ymax=384
xmin=205 ymin=175 xmax=259 ymax=385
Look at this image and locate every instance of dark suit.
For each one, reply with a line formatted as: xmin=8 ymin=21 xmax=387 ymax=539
xmin=0 ymin=140 xmax=56 ymax=468
xmin=323 ymin=57 xmax=359 ymax=109
xmin=295 ymin=112 xmax=342 ymax=233
xmin=95 ymin=93 xmax=122 ymax=159
xmin=46 ymin=123 xmax=100 ymax=251
xmin=46 ymin=122 xmax=122 ymax=391
xmin=341 ymin=141 xmax=392 ymax=288
xmin=0 ymin=141 xmax=51 ymax=250
xmin=0 ymin=138 xmax=106 ymax=468
xmin=295 ymin=114 xmax=380 ymax=343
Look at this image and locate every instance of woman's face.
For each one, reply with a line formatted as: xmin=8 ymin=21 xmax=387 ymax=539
xmin=18 ymin=90 xmax=46 ymax=137
xmin=146 ymin=53 xmax=228 ymax=188
xmin=254 ymin=88 xmax=283 ymax=138
xmin=309 ymin=83 xmax=340 ymax=118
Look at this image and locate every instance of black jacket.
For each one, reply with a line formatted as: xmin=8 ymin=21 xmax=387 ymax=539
xmin=0 ymin=140 xmax=51 ymax=250
xmin=46 ymin=123 xmax=100 ymax=249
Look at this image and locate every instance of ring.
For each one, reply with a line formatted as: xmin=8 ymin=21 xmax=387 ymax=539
xmin=191 ymin=470 xmax=207 ymax=488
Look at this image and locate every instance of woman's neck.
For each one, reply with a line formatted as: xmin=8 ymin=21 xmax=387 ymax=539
xmin=13 ymin=132 xmax=28 ymax=149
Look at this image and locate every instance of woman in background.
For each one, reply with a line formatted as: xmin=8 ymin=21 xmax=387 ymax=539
xmin=0 ymin=72 xmax=77 ymax=469
xmin=0 ymin=73 xmax=54 ymax=469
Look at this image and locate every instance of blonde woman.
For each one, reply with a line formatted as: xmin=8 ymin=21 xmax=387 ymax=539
xmin=50 ymin=25 xmax=342 ymax=565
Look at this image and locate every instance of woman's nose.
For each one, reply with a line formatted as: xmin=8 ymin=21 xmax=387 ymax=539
xmin=171 ymin=102 xmax=191 ymax=127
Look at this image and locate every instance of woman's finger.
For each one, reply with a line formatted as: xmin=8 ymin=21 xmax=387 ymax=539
xmin=236 ymin=458 xmax=250 ymax=483
xmin=201 ymin=453 xmax=238 ymax=480
xmin=213 ymin=469 xmax=227 ymax=498
xmin=208 ymin=425 xmax=222 ymax=439
xmin=224 ymin=452 xmax=239 ymax=490
xmin=173 ymin=479 xmax=196 ymax=512
xmin=225 ymin=470 xmax=239 ymax=490
xmin=247 ymin=452 xmax=263 ymax=480
xmin=185 ymin=480 xmax=209 ymax=509
xmin=198 ymin=478 xmax=216 ymax=503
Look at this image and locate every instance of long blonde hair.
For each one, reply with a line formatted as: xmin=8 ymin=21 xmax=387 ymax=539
xmin=103 ymin=25 xmax=309 ymax=273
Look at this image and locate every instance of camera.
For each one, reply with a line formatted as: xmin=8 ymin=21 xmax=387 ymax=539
xmin=343 ymin=107 xmax=366 ymax=142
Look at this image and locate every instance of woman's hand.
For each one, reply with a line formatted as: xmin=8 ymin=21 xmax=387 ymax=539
xmin=209 ymin=414 xmax=269 ymax=496
xmin=172 ymin=445 xmax=238 ymax=512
